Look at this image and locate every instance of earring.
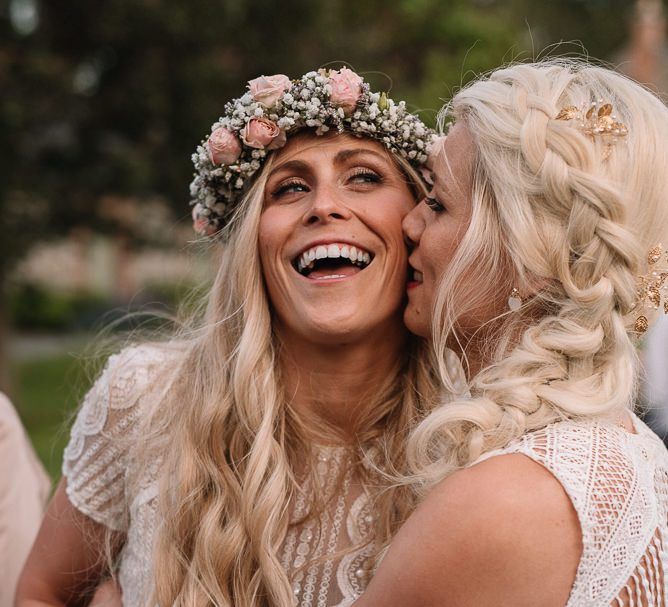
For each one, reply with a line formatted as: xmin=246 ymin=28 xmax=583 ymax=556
xmin=508 ymin=288 xmax=522 ymax=312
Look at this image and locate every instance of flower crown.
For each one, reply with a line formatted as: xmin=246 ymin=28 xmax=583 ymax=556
xmin=189 ymin=68 xmax=437 ymax=236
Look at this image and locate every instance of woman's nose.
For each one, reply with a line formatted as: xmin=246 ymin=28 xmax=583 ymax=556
xmin=402 ymin=203 xmax=425 ymax=247
xmin=302 ymin=189 xmax=352 ymax=225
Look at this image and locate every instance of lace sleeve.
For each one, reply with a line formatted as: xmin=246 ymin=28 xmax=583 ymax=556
xmin=62 ymin=345 xmax=165 ymax=532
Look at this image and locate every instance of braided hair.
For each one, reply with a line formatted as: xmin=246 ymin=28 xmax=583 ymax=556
xmin=407 ymin=60 xmax=668 ymax=489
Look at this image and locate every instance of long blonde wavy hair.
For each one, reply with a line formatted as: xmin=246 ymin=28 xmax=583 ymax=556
xmin=126 ymin=136 xmax=437 ymax=606
xmin=407 ymin=60 xmax=668 ymax=491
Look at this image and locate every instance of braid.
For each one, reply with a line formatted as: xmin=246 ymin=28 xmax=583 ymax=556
xmin=407 ymin=60 xmax=668 ymax=491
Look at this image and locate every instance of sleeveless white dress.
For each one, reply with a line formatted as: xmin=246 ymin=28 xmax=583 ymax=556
xmin=475 ymin=414 xmax=668 ymax=606
xmin=63 ymin=345 xmax=382 ymax=606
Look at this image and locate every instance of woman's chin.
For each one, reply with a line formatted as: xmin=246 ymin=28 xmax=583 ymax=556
xmin=403 ymin=305 xmax=430 ymax=339
xmin=299 ymin=316 xmax=379 ymax=344
xmin=278 ymin=306 xmax=402 ymax=346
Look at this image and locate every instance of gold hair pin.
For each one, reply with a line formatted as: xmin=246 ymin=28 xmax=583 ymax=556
xmin=633 ymin=243 xmax=668 ymax=334
xmin=555 ymin=101 xmax=628 ymax=159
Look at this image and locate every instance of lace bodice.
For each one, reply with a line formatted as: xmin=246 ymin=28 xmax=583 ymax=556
xmin=62 ymin=346 xmax=379 ymax=606
xmin=476 ymin=415 xmax=668 ymax=606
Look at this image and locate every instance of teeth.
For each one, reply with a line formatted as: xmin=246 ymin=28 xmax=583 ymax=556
xmin=414 ymin=270 xmax=423 ymax=282
xmin=295 ymin=242 xmax=373 ymax=275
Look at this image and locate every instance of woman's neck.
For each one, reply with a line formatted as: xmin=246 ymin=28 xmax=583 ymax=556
xmin=276 ymin=319 xmax=408 ymax=440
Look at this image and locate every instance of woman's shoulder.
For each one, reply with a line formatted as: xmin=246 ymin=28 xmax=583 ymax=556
xmin=82 ymin=342 xmax=183 ymax=415
xmin=65 ymin=341 xmax=184 ymax=452
xmin=101 ymin=341 xmax=183 ymax=397
xmin=357 ymin=453 xmax=580 ymax=607
xmin=489 ymin=414 xmax=666 ymax=485
xmin=476 ymin=415 xmax=667 ymax=515
xmin=466 ymin=415 xmax=668 ymax=606
xmin=359 ymin=416 xmax=668 ymax=607
xmin=0 ymin=391 xmax=24 ymax=437
xmin=62 ymin=341 xmax=185 ymax=531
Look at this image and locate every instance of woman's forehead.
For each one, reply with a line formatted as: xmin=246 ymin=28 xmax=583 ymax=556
xmin=444 ymin=123 xmax=474 ymax=163
xmin=272 ymin=131 xmax=391 ymax=164
xmin=434 ymin=124 xmax=475 ymax=189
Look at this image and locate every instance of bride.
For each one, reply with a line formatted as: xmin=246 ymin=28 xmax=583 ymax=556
xmin=16 ymin=68 xmax=450 ymax=606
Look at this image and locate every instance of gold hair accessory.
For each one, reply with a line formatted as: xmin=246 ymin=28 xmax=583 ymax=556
xmin=633 ymin=243 xmax=668 ymax=334
xmin=555 ymin=100 xmax=628 ymax=159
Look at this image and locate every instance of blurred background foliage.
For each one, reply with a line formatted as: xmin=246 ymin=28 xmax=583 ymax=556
xmin=0 ymin=0 xmax=657 ymax=478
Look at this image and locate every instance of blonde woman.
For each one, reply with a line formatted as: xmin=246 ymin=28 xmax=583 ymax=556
xmin=16 ymin=69 xmax=447 ymax=606
xmin=353 ymin=61 xmax=668 ymax=607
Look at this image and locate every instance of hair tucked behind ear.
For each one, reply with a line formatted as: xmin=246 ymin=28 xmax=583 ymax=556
xmin=407 ymin=59 xmax=668 ymax=490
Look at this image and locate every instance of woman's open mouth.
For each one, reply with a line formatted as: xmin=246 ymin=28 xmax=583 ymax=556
xmin=407 ymin=265 xmax=423 ymax=290
xmin=292 ymin=243 xmax=374 ymax=280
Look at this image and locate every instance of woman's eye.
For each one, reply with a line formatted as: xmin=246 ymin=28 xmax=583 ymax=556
xmin=272 ymin=180 xmax=310 ymax=197
xmin=348 ymin=169 xmax=382 ymax=185
xmin=424 ymin=196 xmax=445 ymax=212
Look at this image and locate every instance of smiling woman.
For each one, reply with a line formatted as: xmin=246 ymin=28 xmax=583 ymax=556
xmin=260 ymin=134 xmax=415 ymax=355
xmin=15 ymin=69 xmax=452 ymax=607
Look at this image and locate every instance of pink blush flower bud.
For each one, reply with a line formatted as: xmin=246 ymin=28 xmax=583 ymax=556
xmin=207 ymin=128 xmax=242 ymax=165
xmin=192 ymin=204 xmax=218 ymax=236
xmin=329 ymin=67 xmax=363 ymax=115
xmin=248 ymin=74 xmax=292 ymax=107
xmin=241 ymin=117 xmax=284 ymax=149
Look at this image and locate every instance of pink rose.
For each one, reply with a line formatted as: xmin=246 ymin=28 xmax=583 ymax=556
xmin=191 ymin=204 xmax=217 ymax=236
xmin=267 ymin=128 xmax=287 ymax=150
xmin=207 ymin=127 xmax=242 ymax=165
xmin=329 ymin=67 xmax=363 ymax=115
xmin=241 ymin=117 xmax=286 ymax=149
xmin=248 ymin=74 xmax=292 ymax=107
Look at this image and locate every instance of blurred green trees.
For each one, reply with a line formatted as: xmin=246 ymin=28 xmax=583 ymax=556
xmin=1 ymin=0 xmax=637 ymax=248
xmin=0 ymin=0 xmax=640 ymax=388
xmin=0 ymin=0 xmax=646 ymax=468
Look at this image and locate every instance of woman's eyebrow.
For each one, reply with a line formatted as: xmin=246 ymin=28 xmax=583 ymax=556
xmin=267 ymin=159 xmax=311 ymax=179
xmin=334 ymin=148 xmax=389 ymax=165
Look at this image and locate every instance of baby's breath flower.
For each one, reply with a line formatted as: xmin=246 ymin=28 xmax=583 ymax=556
xmin=189 ymin=69 xmax=437 ymax=236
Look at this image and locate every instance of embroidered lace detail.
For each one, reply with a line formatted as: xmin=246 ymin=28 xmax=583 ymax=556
xmin=477 ymin=415 xmax=668 ymax=606
xmin=277 ymin=446 xmax=380 ymax=607
xmin=63 ymin=347 xmax=383 ymax=606
xmin=334 ymin=493 xmax=378 ymax=607
xmin=62 ymin=344 xmax=174 ymax=605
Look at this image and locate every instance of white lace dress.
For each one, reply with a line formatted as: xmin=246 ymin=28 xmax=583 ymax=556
xmin=476 ymin=415 xmax=668 ymax=606
xmin=62 ymin=345 xmax=381 ymax=607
